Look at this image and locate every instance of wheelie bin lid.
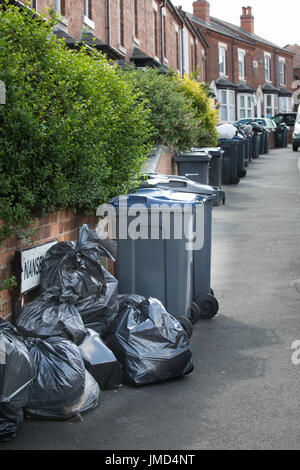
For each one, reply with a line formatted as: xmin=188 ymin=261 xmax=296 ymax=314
xmin=174 ymin=150 xmax=211 ymax=162
xmin=140 ymin=173 xmax=217 ymax=201
xmin=218 ymin=138 xmax=240 ymax=145
xmin=233 ymin=134 xmax=246 ymax=141
xmin=109 ymin=188 xmax=207 ymax=209
xmin=190 ymin=147 xmax=224 ymax=157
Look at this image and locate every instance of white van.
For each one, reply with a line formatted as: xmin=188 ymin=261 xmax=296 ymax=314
xmin=293 ymin=107 xmax=300 ymax=151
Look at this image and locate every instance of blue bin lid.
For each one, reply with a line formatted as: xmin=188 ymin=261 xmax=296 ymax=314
xmin=109 ymin=188 xmax=207 ymax=208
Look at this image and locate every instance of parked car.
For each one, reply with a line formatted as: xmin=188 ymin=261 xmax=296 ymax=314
xmin=292 ymin=108 xmax=300 ymax=152
xmin=235 ymin=118 xmax=276 ymax=131
xmin=272 ymin=113 xmax=297 ymax=129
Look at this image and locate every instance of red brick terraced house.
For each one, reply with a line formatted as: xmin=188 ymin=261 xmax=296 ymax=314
xmin=186 ymin=1 xmax=295 ymax=123
xmin=27 ymin=0 xmax=208 ymax=79
xmin=284 ymin=44 xmax=300 ymax=110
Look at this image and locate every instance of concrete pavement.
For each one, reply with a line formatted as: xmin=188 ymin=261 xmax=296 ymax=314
xmin=1 ymin=146 xmax=300 ymax=450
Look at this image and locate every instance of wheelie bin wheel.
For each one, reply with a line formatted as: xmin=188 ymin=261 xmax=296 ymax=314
xmin=187 ymin=302 xmax=201 ymax=325
xmin=195 ymin=294 xmax=219 ymax=320
xmin=232 ymin=176 xmax=240 ymax=185
xmin=177 ymin=316 xmax=193 ymax=338
xmin=222 ymin=195 xmax=226 ymax=205
xmin=239 ymin=169 xmax=247 ymax=178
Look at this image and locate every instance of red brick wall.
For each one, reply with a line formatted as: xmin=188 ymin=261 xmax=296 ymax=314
xmin=0 ymin=209 xmax=97 ymax=322
xmin=156 ymin=148 xmax=177 ymax=175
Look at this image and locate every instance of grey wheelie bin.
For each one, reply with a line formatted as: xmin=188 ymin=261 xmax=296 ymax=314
xmin=233 ymin=135 xmax=247 ymax=177
xmin=174 ymin=150 xmax=211 ymax=185
xmin=138 ymin=174 xmax=220 ymax=322
xmin=109 ymin=188 xmax=207 ymax=326
xmin=218 ymin=139 xmax=240 ymax=185
xmin=190 ymin=147 xmax=225 ymax=206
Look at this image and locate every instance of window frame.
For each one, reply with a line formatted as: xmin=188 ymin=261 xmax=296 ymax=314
xmin=152 ymin=3 xmax=159 ymax=60
xmin=264 ymin=93 xmax=275 ymax=117
xmin=218 ymin=89 xmax=236 ymax=123
xmin=238 ymin=93 xmax=254 ymax=120
xmin=238 ymin=49 xmax=246 ymax=81
xmin=264 ymin=53 xmax=272 ymax=82
xmin=133 ymin=0 xmax=138 ymax=41
xmin=118 ymin=0 xmax=125 ymax=50
xmin=279 ymin=58 xmax=285 ymax=85
xmin=219 ymin=44 xmax=227 ymax=77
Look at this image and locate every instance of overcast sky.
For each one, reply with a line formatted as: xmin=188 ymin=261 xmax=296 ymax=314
xmin=172 ymin=0 xmax=299 ymax=48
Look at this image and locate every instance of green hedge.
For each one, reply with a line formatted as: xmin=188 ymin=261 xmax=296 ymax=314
xmin=121 ymin=67 xmax=218 ymax=151
xmin=0 ymin=4 xmax=153 ymax=243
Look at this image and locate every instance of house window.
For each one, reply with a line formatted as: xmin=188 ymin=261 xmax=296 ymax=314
xmin=264 ymin=94 xmax=275 ymax=117
xmin=118 ymin=0 xmax=125 ymax=48
xmin=279 ymin=59 xmax=285 ymax=85
xmin=279 ymin=96 xmax=292 ymax=113
xmin=219 ymin=45 xmax=227 ymax=76
xmin=32 ymin=0 xmax=37 ymax=10
xmin=190 ymin=42 xmax=194 ymax=73
xmin=133 ymin=0 xmax=138 ymax=39
xmin=163 ymin=13 xmax=167 ymax=60
xmin=218 ymin=89 xmax=235 ymax=122
xmin=54 ymin=0 xmax=66 ymax=16
xmin=238 ymin=50 xmax=245 ymax=80
xmin=238 ymin=94 xmax=253 ymax=119
xmin=265 ymin=54 xmax=271 ymax=82
xmin=84 ymin=0 xmax=92 ymax=20
xmin=176 ymin=30 xmax=180 ymax=71
xmin=153 ymin=9 xmax=159 ymax=58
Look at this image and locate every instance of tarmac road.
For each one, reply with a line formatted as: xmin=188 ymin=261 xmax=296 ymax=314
xmin=2 ymin=146 xmax=300 ymax=450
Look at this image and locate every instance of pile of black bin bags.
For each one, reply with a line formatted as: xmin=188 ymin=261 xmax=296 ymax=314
xmin=0 ymin=225 xmax=193 ymax=442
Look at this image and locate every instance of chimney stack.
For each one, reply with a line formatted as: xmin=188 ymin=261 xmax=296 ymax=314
xmin=193 ymin=1 xmax=210 ymax=24
xmin=240 ymin=6 xmax=254 ymax=34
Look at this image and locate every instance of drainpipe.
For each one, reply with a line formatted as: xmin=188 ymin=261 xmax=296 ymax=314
xmin=106 ymin=0 xmax=110 ymax=45
xmin=180 ymin=23 xmax=184 ymax=78
xmin=274 ymin=48 xmax=279 ymax=88
xmin=232 ymin=39 xmax=236 ymax=84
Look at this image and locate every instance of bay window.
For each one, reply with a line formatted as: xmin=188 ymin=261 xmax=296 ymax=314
xmin=238 ymin=94 xmax=254 ymax=119
xmin=218 ymin=89 xmax=235 ymax=122
xmin=264 ymin=94 xmax=275 ymax=117
xmin=279 ymin=96 xmax=292 ymax=113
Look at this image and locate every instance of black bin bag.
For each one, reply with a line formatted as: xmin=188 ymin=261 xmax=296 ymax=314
xmin=15 ymin=287 xmax=87 ymax=346
xmin=79 ymin=329 xmax=123 ymax=390
xmin=40 ymin=224 xmax=117 ymax=296
xmin=0 ymin=404 xmax=24 ymax=442
xmin=24 ymin=336 xmax=86 ymax=418
xmin=25 ymin=370 xmax=101 ymax=421
xmin=40 ymin=224 xmax=119 ymax=336
xmin=105 ymin=295 xmax=193 ymax=387
xmin=0 ymin=319 xmax=36 ymax=406
xmin=77 ymin=267 xmax=119 ymax=336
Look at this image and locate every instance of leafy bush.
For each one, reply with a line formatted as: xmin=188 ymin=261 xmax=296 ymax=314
xmin=179 ymin=74 xmax=218 ymax=147
xmin=122 ymin=66 xmax=218 ymax=151
xmin=122 ymin=67 xmax=200 ymax=151
xmin=0 ymin=3 xmax=153 ymax=243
